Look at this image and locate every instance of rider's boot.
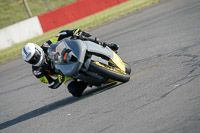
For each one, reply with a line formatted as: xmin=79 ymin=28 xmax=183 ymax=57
xmin=102 ymin=42 xmax=119 ymax=52
xmin=67 ymin=81 xmax=88 ymax=97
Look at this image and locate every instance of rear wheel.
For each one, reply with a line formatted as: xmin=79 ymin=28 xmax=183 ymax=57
xmin=89 ymin=62 xmax=130 ymax=83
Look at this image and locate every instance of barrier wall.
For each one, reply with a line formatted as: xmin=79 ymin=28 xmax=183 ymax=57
xmin=0 ymin=17 xmax=43 ymax=50
xmin=38 ymin=0 xmax=128 ymax=32
xmin=0 ymin=0 xmax=128 ymax=50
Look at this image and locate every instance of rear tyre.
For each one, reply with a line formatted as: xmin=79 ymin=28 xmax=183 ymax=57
xmin=89 ymin=62 xmax=130 ymax=83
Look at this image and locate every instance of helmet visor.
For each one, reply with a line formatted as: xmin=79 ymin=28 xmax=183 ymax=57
xmin=27 ymin=49 xmax=41 ymax=65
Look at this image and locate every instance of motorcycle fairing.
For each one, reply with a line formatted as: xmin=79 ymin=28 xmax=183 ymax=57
xmin=50 ymin=38 xmax=126 ymax=78
xmin=84 ymin=41 xmax=113 ymax=59
xmin=53 ymin=39 xmax=87 ymax=77
xmin=84 ymin=41 xmax=126 ymax=72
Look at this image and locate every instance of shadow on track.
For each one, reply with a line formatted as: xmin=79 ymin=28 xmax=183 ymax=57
xmin=0 ymin=82 xmax=122 ymax=130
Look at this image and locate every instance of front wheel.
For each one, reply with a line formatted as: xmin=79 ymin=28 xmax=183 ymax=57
xmin=89 ymin=62 xmax=130 ymax=83
xmin=124 ymin=62 xmax=131 ymax=74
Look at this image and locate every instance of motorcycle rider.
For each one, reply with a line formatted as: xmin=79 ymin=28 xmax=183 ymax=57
xmin=22 ymin=29 xmax=119 ymax=97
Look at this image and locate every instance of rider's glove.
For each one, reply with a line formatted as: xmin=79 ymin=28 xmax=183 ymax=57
xmin=48 ymin=78 xmax=62 ymax=89
xmin=73 ymin=28 xmax=82 ymax=36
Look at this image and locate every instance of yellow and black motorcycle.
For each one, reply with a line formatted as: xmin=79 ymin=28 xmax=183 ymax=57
xmin=48 ymin=36 xmax=131 ymax=87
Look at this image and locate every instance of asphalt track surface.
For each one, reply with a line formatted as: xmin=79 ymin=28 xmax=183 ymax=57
xmin=1 ymin=0 xmax=200 ymax=132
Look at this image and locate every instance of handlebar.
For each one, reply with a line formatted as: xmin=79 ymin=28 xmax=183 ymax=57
xmin=71 ymin=31 xmax=100 ymax=44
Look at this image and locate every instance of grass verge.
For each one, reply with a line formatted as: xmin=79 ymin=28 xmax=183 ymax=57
xmin=0 ymin=0 xmax=161 ymax=63
xmin=0 ymin=0 xmax=76 ymax=29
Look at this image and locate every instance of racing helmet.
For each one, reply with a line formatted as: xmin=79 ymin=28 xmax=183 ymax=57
xmin=22 ymin=43 xmax=45 ymax=67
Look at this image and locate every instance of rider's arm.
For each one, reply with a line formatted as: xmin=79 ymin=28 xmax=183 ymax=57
xmin=41 ymin=29 xmax=76 ymax=53
xmin=57 ymin=29 xmax=75 ymax=41
xmin=48 ymin=29 xmax=76 ymax=44
xmin=32 ymin=66 xmax=62 ymax=89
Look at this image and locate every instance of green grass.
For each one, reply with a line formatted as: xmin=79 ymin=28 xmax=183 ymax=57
xmin=0 ymin=0 xmax=161 ymax=63
xmin=0 ymin=0 xmax=76 ymax=29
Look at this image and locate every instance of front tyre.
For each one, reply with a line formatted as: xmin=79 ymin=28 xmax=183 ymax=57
xmin=89 ymin=62 xmax=130 ymax=83
xmin=124 ymin=62 xmax=131 ymax=74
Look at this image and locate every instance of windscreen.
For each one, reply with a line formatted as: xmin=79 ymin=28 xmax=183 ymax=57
xmin=48 ymin=40 xmax=68 ymax=63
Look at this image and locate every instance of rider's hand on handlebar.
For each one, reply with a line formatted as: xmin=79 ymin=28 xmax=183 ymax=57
xmin=73 ymin=28 xmax=82 ymax=36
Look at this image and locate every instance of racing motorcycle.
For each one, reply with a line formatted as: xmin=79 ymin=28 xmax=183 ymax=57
xmin=48 ymin=34 xmax=131 ymax=87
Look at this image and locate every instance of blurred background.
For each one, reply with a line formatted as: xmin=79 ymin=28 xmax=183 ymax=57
xmin=0 ymin=0 xmax=77 ymax=29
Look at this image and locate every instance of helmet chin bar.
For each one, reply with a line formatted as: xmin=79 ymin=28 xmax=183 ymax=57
xmin=33 ymin=53 xmax=45 ymax=67
xmin=31 ymin=44 xmax=45 ymax=67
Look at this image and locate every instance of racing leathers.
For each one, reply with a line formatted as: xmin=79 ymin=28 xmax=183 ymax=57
xmin=32 ymin=29 xmax=119 ymax=97
xmin=32 ymin=29 xmax=88 ymax=97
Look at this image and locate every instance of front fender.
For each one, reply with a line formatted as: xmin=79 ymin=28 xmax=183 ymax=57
xmin=111 ymin=51 xmax=126 ymax=72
